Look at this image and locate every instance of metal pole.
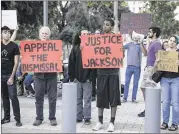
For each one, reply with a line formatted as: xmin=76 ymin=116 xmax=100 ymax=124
xmin=114 ymin=1 xmax=119 ymax=33
xmin=43 ymin=0 xmax=48 ymax=26
xmin=61 ymin=82 xmax=77 ymax=133
xmin=145 ymin=87 xmax=161 ymax=133
xmin=114 ymin=1 xmax=121 ymax=92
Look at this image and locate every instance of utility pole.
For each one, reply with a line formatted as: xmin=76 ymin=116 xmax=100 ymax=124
xmin=114 ymin=1 xmax=121 ymax=92
xmin=114 ymin=1 xmax=119 ymax=33
xmin=43 ymin=0 xmax=48 ymax=26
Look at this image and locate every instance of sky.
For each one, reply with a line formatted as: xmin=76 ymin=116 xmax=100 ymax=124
xmin=174 ymin=6 xmax=179 ymax=21
xmin=127 ymin=1 xmax=179 ymax=21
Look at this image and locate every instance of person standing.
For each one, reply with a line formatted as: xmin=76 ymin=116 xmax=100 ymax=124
xmin=138 ymin=27 xmax=162 ymax=117
xmin=33 ymin=26 xmax=58 ymax=126
xmin=68 ymin=29 xmax=94 ymax=125
xmin=92 ymin=19 xmax=121 ymax=132
xmin=1 ymin=26 xmax=22 ymax=126
xmin=160 ymin=36 xmax=179 ymax=131
xmin=123 ymin=33 xmax=142 ymax=103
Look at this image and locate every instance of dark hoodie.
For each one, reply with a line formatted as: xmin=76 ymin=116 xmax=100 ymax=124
xmin=68 ymin=32 xmax=96 ymax=83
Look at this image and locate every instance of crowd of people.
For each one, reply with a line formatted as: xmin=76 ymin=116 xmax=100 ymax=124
xmin=1 ymin=18 xmax=179 ymax=132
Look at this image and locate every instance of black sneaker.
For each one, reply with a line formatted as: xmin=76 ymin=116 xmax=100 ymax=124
xmin=76 ymin=119 xmax=83 ymax=123
xmin=1 ymin=118 xmax=10 ymax=124
xmin=84 ymin=119 xmax=91 ymax=125
xmin=16 ymin=121 xmax=22 ymax=127
xmin=33 ymin=120 xmax=42 ymax=126
xmin=138 ymin=110 xmax=145 ymax=117
xmin=50 ymin=120 xmax=57 ymax=126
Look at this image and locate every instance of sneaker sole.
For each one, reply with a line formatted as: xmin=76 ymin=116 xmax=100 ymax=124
xmin=16 ymin=123 xmax=22 ymax=127
xmin=108 ymin=130 xmax=114 ymax=132
xmin=85 ymin=123 xmax=91 ymax=125
xmin=1 ymin=120 xmax=10 ymax=124
xmin=92 ymin=127 xmax=103 ymax=131
xmin=33 ymin=123 xmax=42 ymax=126
xmin=51 ymin=124 xmax=57 ymax=126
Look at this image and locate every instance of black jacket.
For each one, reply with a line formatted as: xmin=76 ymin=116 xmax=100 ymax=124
xmin=68 ymin=45 xmax=96 ymax=83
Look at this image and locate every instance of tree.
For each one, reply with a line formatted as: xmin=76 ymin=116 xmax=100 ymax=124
xmin=65 ymin=1 xmax=130 ymax=33
xmin=2 ymin=1 xmax=43 ymax=39
xmin=1 ymin=1 xmax=70 ymax=40
xmin=1 ymin=1 xmax=130 ymax=40
xmin=143 ymin=1 xmax=179 ymax=37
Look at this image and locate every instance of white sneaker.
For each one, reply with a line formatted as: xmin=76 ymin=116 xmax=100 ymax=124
xmin=107 ymin=123 xmax=114 ymax=132
xmin=92 ymin=122 xmax=103 ymax=131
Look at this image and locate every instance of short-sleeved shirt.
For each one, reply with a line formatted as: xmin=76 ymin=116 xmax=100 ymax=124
xmin=1 ymin=41 xmax=20 ymax=75
xmin=147 ymin=40 xmax=162 ymax=67
xmin=123 ymin=42 xmax=142 ymax=67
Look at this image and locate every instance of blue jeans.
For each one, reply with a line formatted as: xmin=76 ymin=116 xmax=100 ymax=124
xmin=77 ymin=81 xmax=92 ymax=120
xmin=24 ymin=74 xmax=35 ymax=94
xmin=124 ymin=65 xmax=141 ymax=101
xmin=161 ymin=77 xmax=179 ymax=125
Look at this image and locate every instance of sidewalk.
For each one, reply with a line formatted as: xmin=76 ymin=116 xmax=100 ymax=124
xmin=2 ymin=91 xmax=178 ymax=133
xmin=1 ymin=94 xmax=144 ymax=133
xmin=2 ymin=57 xmax=179 ymax=133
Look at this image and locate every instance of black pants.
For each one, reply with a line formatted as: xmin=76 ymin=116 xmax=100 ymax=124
xmin=1 ymin=76 xmax=21 ymax=121
xmin=92 ymin=79 xmax=96 ymax=97
xmin=97 ymin=75 xmax=121 ymax=109
xmin=34 ymin=77 xmax=57 ymax=120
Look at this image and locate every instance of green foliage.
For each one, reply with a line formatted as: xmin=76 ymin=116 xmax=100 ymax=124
xmin=144 ymin=1 xmax=179 ymax=37
xmin=1 ymin=1 xmax=130 ymax=41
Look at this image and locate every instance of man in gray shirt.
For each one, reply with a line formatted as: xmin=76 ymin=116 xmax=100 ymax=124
xmin=123 ymin=36 xmax=142 ymax=103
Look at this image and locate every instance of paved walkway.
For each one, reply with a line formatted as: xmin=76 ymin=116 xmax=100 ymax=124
xmin=2 ymin=93 xmax=178 ymax=133
xmin=2 ymin=57 xmax=179 ymax=133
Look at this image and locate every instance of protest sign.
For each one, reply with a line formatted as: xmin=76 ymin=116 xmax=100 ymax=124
xmin=157 ymin=50 xmax=178 ymax=72
xmin=81 ymin=34 xmax=123 ymax=68
xmin=20 ymin=40 xmax=62 ymax=73
xmin=120 ymin=13 xmax=152 ymax=35
xmin=2 ymin=10 xmax=17 ymax=29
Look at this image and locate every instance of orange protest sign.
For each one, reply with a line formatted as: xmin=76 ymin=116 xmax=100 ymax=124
xmin=81 ymin=34 xmax=123 ymax=68
xmin=20 ymin=40 xmax=62 ymax=73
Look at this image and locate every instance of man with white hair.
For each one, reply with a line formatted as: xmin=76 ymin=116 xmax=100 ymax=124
xmin=33 ymin=26 xmax=58 ymax=126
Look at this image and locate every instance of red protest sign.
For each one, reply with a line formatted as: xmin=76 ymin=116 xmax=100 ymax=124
xmin=81 ymin=34 xmax=123 ymax=68
xmin=20 ymin=40 xmax=62 ymax=73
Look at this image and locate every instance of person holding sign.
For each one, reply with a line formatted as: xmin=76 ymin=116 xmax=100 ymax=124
xmin=160 ymin=36 xmax=179 ymax=131
xmin=138 ymin=27 xmax=162 ymax=117
xmin=10 ymin=26 xmax=19 ymax=42
xmin=92 ymin=18 xmax=121 ymax=132
xmin=122 ymin=31 xmax=143 ymax=103
xmin=1 ymin=26 xmax=22 ymax=127
xmin=68 ymin=29 xmax=94 ymax=125
xmin=32 ymin=26 xmax=58 ymax=126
